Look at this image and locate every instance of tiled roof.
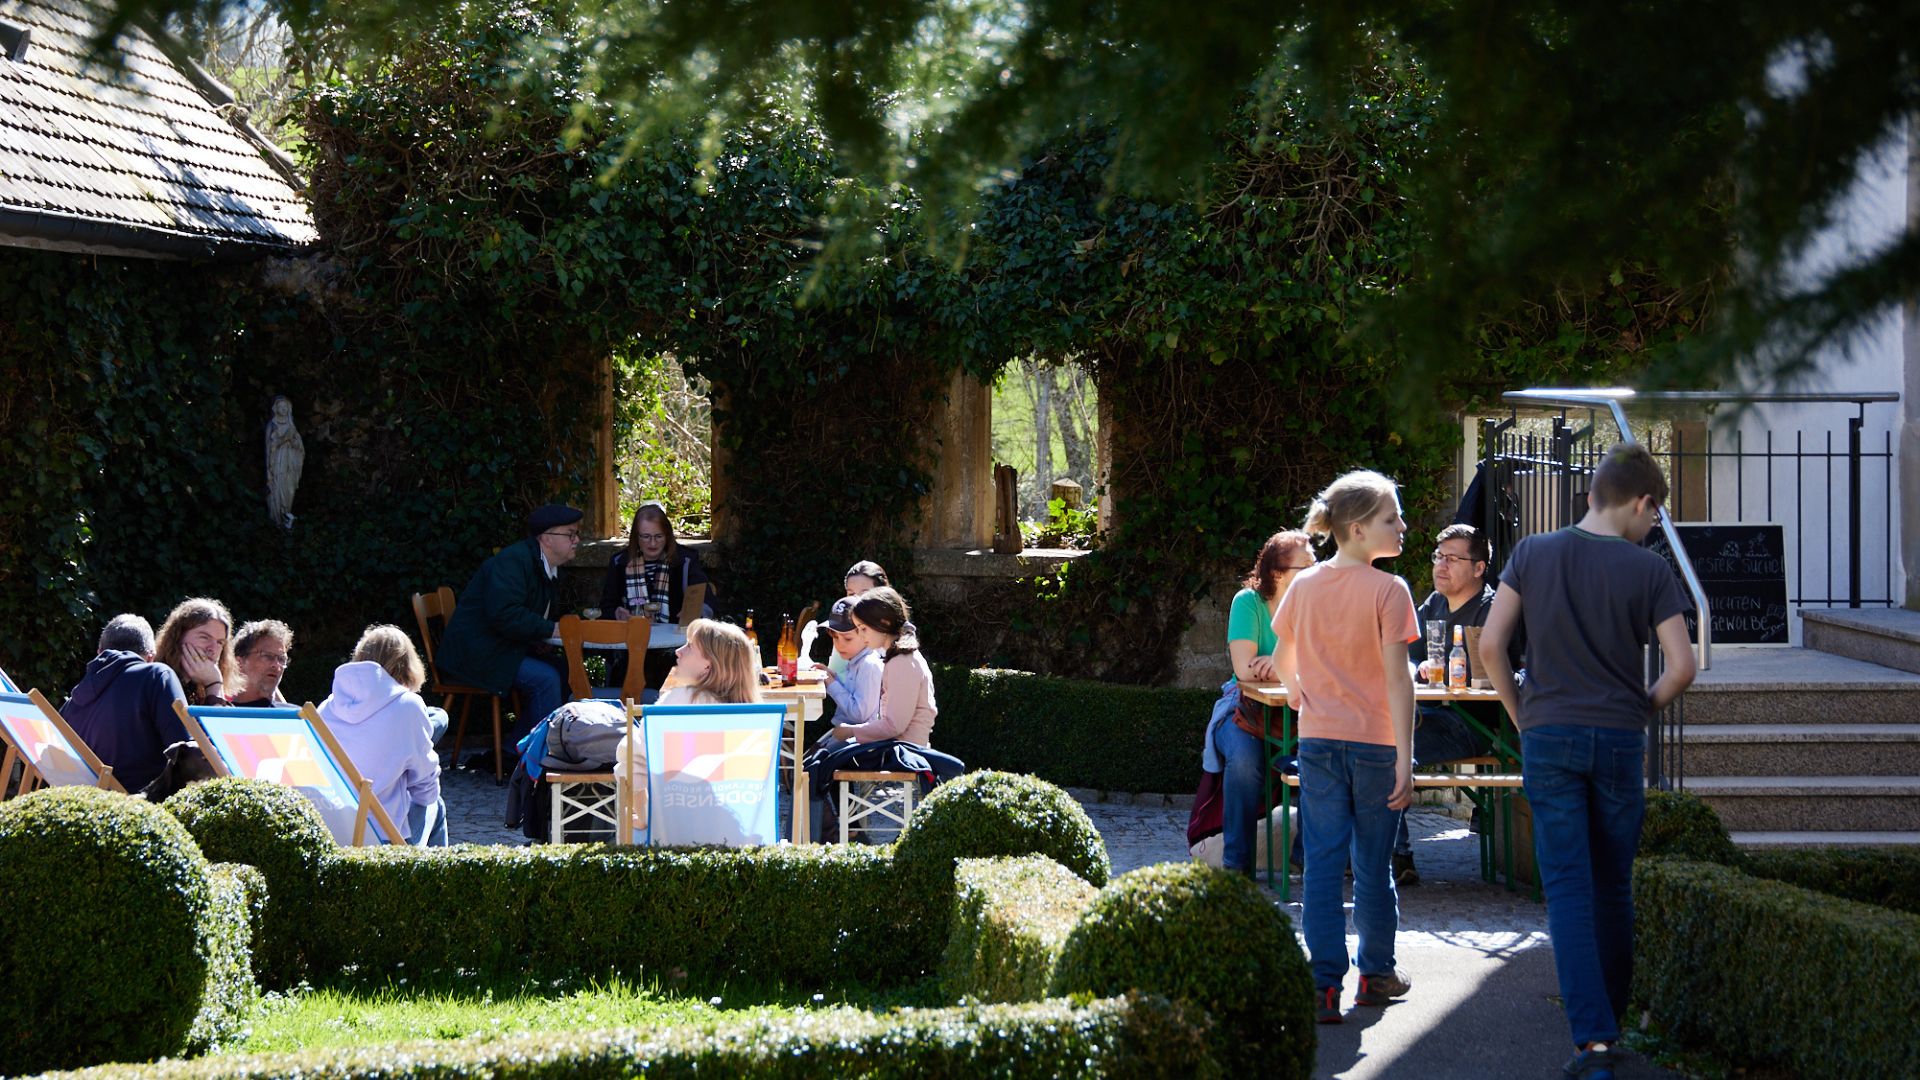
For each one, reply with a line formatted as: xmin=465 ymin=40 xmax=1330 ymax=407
xmin=0 ymin=0 xmax=316 ymax=258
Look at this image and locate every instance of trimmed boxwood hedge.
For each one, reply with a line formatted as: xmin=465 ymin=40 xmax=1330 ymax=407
xmin=1052 ymin=862 xmax=1315 ymax=1080
xmin=1635 ymin=857 xmax=1920 ymax=1080
xmin=931 ymin=666 xmax=1214 ymax=794
xmin=1742 ymin=847 xmax=1920 ymax=917
xmin=1637 ymin=788 xmax=1742 ymax=865
xmin=942 ymin=856 xmax=1098 ymax=1003
xmin=60 ymin=994 xmax=1214 ymax=1078
xmin=0 ymin=787 xmax=256 ymax=1074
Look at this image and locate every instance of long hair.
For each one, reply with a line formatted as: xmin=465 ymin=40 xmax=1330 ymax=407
xmin=1302 ymin=470 xmax=1399 ymax=548
xmin=683 ymin=619 xmax=762 ymax=704
xmin=351 ymin=624 xmax=426 ymax=692
xmin=1245 ymin=530 xmax=1313 ymax=600
xmin=626 ymin=501 xmax=679 ymax=562
xmin=154 ymin=597 xmax=235 ymax=695
xmin=850 ymin=587 xmax=918 ymax=660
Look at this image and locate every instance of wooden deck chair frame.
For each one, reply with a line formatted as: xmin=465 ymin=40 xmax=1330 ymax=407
xmin=615 ymin=701 xmax=807 ymax=846
xmin=412 ymin=586 xmax=510 ymax=781
xmin=0 ymin=688 xmax=123 ymax=796
xmin=558 ymin=615 xmax=651 ymax=703
xmin=174 ymin=701 xmax=407 ymax=846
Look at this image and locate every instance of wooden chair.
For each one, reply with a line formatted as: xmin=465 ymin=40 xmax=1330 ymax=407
xmin=412 ymin=587 xmax=510 ymax=781
xmin=833 ymin=769 xmax=918 ymax=844
xmin=175 ymin=701 xmax=407 ymax=846
xmin=557 ymin=615 xmax=651 ymax=702
xmin=0 ymin=688 xmax=123 ymax=798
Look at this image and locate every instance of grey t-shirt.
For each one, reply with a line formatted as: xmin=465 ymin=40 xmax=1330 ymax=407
xmin=1501 ymin=527 xmax=1693 ymax=732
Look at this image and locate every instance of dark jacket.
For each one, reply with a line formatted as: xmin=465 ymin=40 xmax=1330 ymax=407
xmin=597 ymin=548 xmax=712 ymax=623
xmin=437 ymin=537 xmax=558 ymax=695
xmin=61 ymin=650 xmax=188 ymax=795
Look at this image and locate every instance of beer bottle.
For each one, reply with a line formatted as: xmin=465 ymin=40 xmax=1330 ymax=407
xmin=745 ymin=610 xmax=761 ymax=665
xmin=1448 ymin=624 xmax=1469 ymax=691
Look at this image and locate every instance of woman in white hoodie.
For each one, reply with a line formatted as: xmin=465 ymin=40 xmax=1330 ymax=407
xmin=319 ymin=625 xmax=446 ymax=846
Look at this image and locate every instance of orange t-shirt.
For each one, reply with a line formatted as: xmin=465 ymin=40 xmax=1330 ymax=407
xmin=1272 ymin=563 xmax=1419 ymax=746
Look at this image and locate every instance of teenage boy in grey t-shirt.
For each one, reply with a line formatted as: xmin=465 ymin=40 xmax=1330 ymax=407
xmin=1479 ymin=443 xmax=1696 ymax=1080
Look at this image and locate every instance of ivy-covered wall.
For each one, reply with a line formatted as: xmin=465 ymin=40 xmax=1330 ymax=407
xmin=0 ymin=2 xmax=1715 ymax=696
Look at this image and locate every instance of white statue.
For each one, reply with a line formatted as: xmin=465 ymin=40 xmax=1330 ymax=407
xmin=265 ymin=395 xmax=305 ymax=528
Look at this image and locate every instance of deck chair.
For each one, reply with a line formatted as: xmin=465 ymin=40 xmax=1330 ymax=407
xmin=558 ymin=615 xmax=651 ymax=702
xmin=0 ymin=689 xmax=123 ymax=797
xmin=0 ymin=665 xmax=18 ymax=692
xmin=174 ymin=702 xmax=405 ymax=846
xmin=618 ymin=702 xmax=789 ymax=847
xmin=412 ymin=587 xmax=512 ymax=781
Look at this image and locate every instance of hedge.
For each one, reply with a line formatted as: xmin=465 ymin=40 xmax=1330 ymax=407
xmin=1742 ymin=847 xmax=1920 ymax=917
xmin=1634 ymin=857 xmax=1920 ymax=1080
xmin=942 ymin=856 xmax=1098 ymax=1003
xmin=57 ymin=994 xmax=1213 ymax=1078
xmin=0 ymin=787 xmax=258 ymax=1074
xmin=1637 ymin=788 xmax=1741 ymax=865
xmin=931 ymin=667 xmax=1214 ymax=795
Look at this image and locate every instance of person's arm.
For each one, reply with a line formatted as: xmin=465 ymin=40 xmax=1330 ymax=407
xmin=1227 ymin=591 xmax=1277 ymax=682
xmin=1648 ymin=613 xmax=1697 ymax=711
xmin=1271 ymin=611 xmax=1301 ymax=713
xmin=1479 ymin=584 xmax=1523 ymax=724
xmin=403 ymin=697 xmax=442 ymax=807
xmin=1382 ymin=635 xmax=1415 ymax=811
xmin=481 ymin=547 xmax=557 ymax=642
xmin=1230 ymin=639 xmax=1276 ymax=683
xmin=835 ymin=657 xmax=913 ymax=742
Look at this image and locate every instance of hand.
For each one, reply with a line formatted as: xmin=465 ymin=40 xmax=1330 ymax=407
xmin=1249 ymin=655 xmax=1278 ymax=682
xmin=818 ymin=668 xmax=837 ymax=684
xmin=613 ymin=607 xmax=632 ymax=622
xmin=1387 ymin=758 xmax=1414 ymax=811
xmin=181 ymin=645 xmax=222 ymax=686
xmin=832 ymin=724 xmax=859 ymax=742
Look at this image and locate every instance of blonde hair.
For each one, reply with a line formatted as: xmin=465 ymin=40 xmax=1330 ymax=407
xmin=1302 ymin=470 xmax=1399 ymax=547
xmin=154 ymin=597 xmax=235 ymax=696
xmin=351 ymin=624 xmax=426 ymax=692
xmin=683 ymin=619 xmax=762 ymax=704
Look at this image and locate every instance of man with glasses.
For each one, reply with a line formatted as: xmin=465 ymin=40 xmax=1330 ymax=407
xmin=1395 ymin=524 xmax=1520 ymax=883
xmin=438 ymin=503 xmax=583 ymax=752
xmin=230 ymin=620 xmax=294 ymax=707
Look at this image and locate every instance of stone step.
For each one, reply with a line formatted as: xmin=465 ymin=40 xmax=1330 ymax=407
xmin=1680 ymin=776 xmax=1920 ymax=832
xmin=1680 ymin=724 xmax=1920 ymax=776
xmin=1802 ymin=608 xmax=1920 ymax=676
xmin=1682 ymin=646 xmax=1920 ymax=725
xmin=1731 ymin=830 xmax=1920 ymax=849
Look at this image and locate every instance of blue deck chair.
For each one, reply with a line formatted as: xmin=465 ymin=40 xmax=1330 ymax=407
xmin=0 ymin=689 xmax=123 ymax=795
xmin=626 ymin=702 xmax=788 ymax=847
xmin=0 ymin=666 xmax=19 ymax=693
xmin=174 ymin=702 xmax=405 ymax=846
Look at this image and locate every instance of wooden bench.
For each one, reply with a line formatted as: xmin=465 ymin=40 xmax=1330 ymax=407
xmin=1278 ymin=773 xmax=1524 ymax=788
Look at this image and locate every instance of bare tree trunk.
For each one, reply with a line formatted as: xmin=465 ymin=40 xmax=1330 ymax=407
xmin=1057 ymin=364 xmax=1093 ymax=491
xmin=1031 ymin=361 xmax=1055 ymax=517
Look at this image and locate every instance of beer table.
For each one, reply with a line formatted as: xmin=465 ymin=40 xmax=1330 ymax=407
xmin=1238 ymin=682 xmax=1527 ymax=900
xmin=762 ymin=679 xmax=828 ymax=841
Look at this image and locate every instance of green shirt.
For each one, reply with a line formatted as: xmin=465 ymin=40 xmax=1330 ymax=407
xmin=1226 ymin=587 xmax=1278 ymax=676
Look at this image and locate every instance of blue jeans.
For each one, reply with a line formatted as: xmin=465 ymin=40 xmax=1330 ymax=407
xmin=1394 ymin=705 xmax=1495 ymax=855
xmin=509 ymin=654 xmax=566 ymax=744
xmin=1215 ymin=689 xmax=1305 ymax=874
xmin=1522 ymin=724 xmax=1646 ymax=1047
xmin=405 ymin=798 xmax=450 ymax=846
xmin=1298 ymin=738 xmax=1401 ymax=989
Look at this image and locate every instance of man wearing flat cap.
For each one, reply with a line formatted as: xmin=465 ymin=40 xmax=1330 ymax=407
xmin=436 ymin=503 xmax=582 ymax=747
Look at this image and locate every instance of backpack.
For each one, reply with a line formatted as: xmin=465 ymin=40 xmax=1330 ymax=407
xmin=539 ymin=700 xmax=629 ymax=771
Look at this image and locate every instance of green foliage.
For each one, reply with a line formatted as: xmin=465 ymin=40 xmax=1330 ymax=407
xmin=1634 ymin=858 xmax=1920 ymax=1080
xmin=1638 ymin=788 xmax=1741 ymax=866
xmin=0 ymin=788 xmax=217 ymax=1072
xmin=189 ymin=864 xmax=266 ymax=1054
xmin=942 ymin=856 xmax=1097 ymax=1004
xmin=931 ymin=666 xmax=1214 ymax=794
xmin=1051 ymin=862 xmax=1315 ymax=1080
xmin=893 ymin=772 xmax=1110 ymax=955
xmin=66 ymin=994 xmax=1213 ymax=1078
xmin=164 ymin=778 xmax=337 ymax=986
xmin=1742 ymin=847 xmax=1920 ymax=918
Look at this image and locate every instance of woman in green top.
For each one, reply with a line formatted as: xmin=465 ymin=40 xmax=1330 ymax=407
xmin=1211 ymin=530 xmax=1315 ymax=874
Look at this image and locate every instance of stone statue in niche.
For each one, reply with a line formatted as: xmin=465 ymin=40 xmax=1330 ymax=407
xmin=265 ymin=395 xmax=305 ymax=528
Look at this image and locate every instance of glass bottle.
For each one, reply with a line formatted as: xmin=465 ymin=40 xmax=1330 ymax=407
xmin=744 ymin=610 xmax=760 ymax=666
xmin=1448 ymin=624 xmax=1469 ymax=691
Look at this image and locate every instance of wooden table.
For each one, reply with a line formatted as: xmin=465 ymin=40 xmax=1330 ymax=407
xmin=1238 ymin=683 xmax=1528 ymax=899
xmin=545 ymin=622 xmax=688 ymax=651
xmin=762 ymin=680 xmax=827 ymax=842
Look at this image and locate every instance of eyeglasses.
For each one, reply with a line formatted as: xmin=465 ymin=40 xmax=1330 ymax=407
xmin=1279 ymin=563 xmax=1314 ymax=574
xmin=1431 ymin=552 xmax=1480 ymax=566
xmin=545 ymin=529 xmax=582 ymax=543
xmin=635 ymin=532 xmax=667 ymax=542
xmin=248 ymin=653 xmax=291 ymax=668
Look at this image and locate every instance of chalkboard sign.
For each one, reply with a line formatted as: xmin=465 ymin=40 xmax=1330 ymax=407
xmin=1644 ymin=523 xmax=1790 ymax=645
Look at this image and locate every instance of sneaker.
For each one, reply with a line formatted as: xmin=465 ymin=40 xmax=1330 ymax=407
xmin=1563 ymin=1043 xmax=1617 ymax=1080
xmin=1314 ymin=986 xmax=1343 ymax=1024
xmin=1355 ymin=968 xmax=1413 ymax=1006
xmin=1393 ymin=851 xmax=1421 ymax=886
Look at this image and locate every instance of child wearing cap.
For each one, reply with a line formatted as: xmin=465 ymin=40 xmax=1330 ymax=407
xmin=821 ymin=596 xmax=883 ymax=727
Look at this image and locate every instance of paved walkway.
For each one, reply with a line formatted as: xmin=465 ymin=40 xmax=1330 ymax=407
xmin=437 ymin=770 xmax=1673 ymax=1079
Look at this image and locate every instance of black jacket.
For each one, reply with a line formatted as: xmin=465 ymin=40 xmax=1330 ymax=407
xmin=61 ymin=651 xmax=188 ymax=795
xmin=598 ymin=548 xmax=712 ymax=623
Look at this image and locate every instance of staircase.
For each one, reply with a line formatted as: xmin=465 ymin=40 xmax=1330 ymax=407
xmin=1680 ymin=609 xmax=1920 ymax=850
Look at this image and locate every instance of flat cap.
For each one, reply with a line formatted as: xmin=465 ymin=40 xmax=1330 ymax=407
xmin=526 ymin=503 xmax=584 ymax=535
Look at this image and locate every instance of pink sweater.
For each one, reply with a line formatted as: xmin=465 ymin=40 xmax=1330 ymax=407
xmin=837 ymin=650 xmax=937 ymax=747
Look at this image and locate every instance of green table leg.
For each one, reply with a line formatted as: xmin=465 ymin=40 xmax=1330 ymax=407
xmin=1260 ymin=700 xmax=1296 ymax=900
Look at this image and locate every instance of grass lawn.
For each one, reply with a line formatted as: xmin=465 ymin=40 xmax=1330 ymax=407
xmin=232 ymin=973 xmax=938 ymax=1056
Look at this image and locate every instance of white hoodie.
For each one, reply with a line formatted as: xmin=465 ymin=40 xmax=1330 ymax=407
xmin=318 ymin=661 xmax=440 ymax=841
